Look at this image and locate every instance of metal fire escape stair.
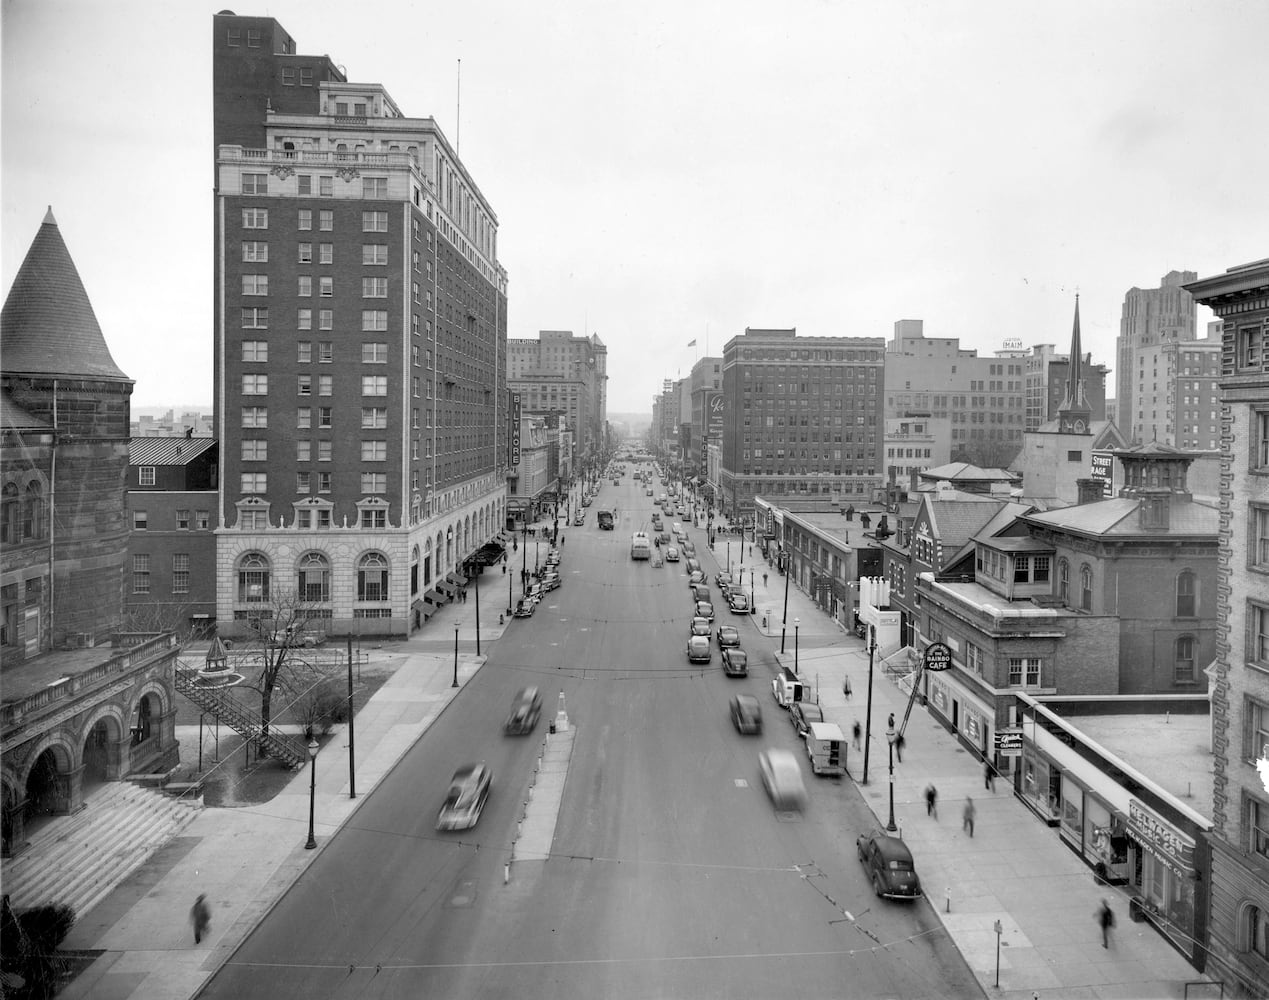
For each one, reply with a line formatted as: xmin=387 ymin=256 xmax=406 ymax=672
xmin=174 ymin=668 xmax=308 ymax=770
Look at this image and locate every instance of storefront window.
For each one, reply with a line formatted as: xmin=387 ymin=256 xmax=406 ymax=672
xmin=1084 ymin=796 xmax=1130 ymax=879
xmin=1061 ymin=773 xmax=1083 ymax=844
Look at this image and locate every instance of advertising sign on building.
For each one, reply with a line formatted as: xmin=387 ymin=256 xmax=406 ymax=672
xmin=510 ymin=392 xmax=522 ymax=466
xmin=1091 ymin=450 xmax=1114 ymax=497
xmin=995 ymin=731 xmax=1023 ymax=755
xmin=707 ymin=392 xmax=724 ymax=439
xmin=1127 ymin=799 xmax=1195 ymax=878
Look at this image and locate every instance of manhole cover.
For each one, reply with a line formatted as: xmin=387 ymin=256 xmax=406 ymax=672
xmin=448 ymin=880 xmax=477 ymax=908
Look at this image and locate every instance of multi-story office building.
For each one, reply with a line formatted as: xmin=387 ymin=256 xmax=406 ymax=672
xmin=719 ymin=328 xmax=885 ymax=517
xmin=507 ymin=330 xmax=607 ymax=471
xmin=1185 ymin=260 xmax=1269 ymax=998
xmin=883 ymin=320 xmax=1027 ymax=469
xmin=1117 ymin=270 xmax=1198 ymax=444
xmin=1134 ymin=336 xmax=1221 ymax=451
xmin=212 ymin=13 xmax=509 ymax=636
xmin=687 ymin=356 xmax=723 ymax=481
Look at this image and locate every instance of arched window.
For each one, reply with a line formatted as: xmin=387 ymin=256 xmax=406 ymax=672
xmin=1058 ymin=559 xmax=1070 ymax=605
xmin=1174 ymin=636 xmax=1195 ymax=683
xmin=237 ymin=552 xmax=270 ymax=603
xmin=410 ymin=545 xmax=420 ymax=596
xmin=358 ymin=552 xmax=389 ymax=602
xmin=297 ymin=552 xmax=330 ymax=603
xmin=22 ymin=482 xmax=42 ymax=540
xmin=1247 ymin=904 xmax=1269 ymax=960
xmin=1 ymin=483 xmax=18 ymax=545
xmin=1080 ymin=565 xmax=1093 ymax=612
xmin=1176 ymin=570 xmax=1197 ymax=618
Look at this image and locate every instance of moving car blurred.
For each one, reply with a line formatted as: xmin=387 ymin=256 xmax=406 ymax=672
xmin=686 ymin=635 xmax=712 ymax=664
xmin=721 ymin=648 xmax=748 ymax=677
xmin=436 ymin=763 xmax=492 ymax=830
xmin=758 ymin=748 xmax=807 ymax=811
xmin=690 ymin=583 xmax=711 ymax=603
xmin=856 ymin=829 xmax=923 ymax=899
xmin=789 ymin=698 xmax=825 ymax=738
xmin=504 ymin=687 xmax=542 ymax=735
xmin=685 ymin=558 xmax=702 ymax=575
xmin=716 ymin=624 xmax=740 ymax=648
xmin=730 ymin=694 xmax=762 ymax=734
xmin=681 ymin=541 xmax=696 ymax=557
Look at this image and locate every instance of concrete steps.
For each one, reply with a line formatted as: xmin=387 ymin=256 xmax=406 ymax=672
xmin=1 ymin=781 xmax=202 ymax=917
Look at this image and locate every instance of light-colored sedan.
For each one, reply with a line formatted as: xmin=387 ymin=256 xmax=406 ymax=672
xmin=758 ymin=748 xmax=807 ymax=811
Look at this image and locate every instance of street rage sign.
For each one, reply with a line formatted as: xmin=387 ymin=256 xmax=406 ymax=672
xmin=1091 ymin=451 xmax=1114 ymax=497
xmin=923 ymin=642 xmax=952 ymax=671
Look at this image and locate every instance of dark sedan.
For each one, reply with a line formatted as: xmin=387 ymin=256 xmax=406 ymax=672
xmin=789 ymin=699 xmax=825 ymax=738
xmin=856 ymin=829 xmax=923 ymax=900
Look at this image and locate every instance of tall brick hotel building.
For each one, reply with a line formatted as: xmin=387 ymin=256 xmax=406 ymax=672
xmin=212 ymin=13 xmax=509 ymax=635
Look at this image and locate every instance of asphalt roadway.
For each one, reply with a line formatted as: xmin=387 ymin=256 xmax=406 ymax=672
xmin=192 ymin=475 xmax=981 ymax=999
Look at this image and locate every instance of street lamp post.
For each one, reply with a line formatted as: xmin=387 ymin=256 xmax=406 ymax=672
xmin=473 ymin=570 xmax=481 ymax=656
xmin=305 ymin=737 xmax=319 ymax=849
xmin=727 ymin=540 xmax=731 ymax=574
xmin=506 ymin=556 xmax=512 ymax=615
xmin=794 ymin=618 xmax=801 ymax=674
xmin=522 ymin=523 xmax=529 ymax=595
xmin=863 ymin=625 xmax=877 ymax=785
xmin=885 ymin=712 xmax=898 ymax=832
xmin=452 ymin=621 xmax=460 ymax=688
xmin=780 ymin=551 xmax=792 ymax=654
xmin=749 ymin=568 xmax=755 ymax=614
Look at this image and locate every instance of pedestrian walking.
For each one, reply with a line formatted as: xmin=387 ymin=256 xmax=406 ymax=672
xmin=985 ymin=759 xmax=996 ymax=791
xmin=842 ymin=674 xmax=852 ymax=699
xmin=763 ymin=571 xmax=769 ymax=588
xmin=852 ymin=720 xmax=862 ymax=750
xmin=190 ymin=893 xmax=211 ymax=945
xmin=894 ymin=732 xmax=905 ymax=762
xmin=1096 ymin=898 xmax=1115 ymax=948
xmin=925 ymin=784 xmax=938 ymax=818
xmin=963 ymin=796 xmax=976 ymax=837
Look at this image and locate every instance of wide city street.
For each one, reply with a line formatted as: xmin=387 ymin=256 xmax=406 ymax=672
xmin=196 ymin=472 xmax=982 ymax=999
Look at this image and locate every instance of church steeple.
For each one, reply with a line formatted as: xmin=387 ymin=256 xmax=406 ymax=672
xmin=1057 ymin=295 xmax=1092 ymax=435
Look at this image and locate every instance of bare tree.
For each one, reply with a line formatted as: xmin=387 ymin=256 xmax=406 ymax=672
xmin=121 ymin=599 xmax=201 ymax=644
xmin=950 ymin=439 xmax=1023 ymax=471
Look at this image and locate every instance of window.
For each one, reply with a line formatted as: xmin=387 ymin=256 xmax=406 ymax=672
xmin=241 ymin=439 xmax=267 ymax=461
xmin=362 ymin=310 xmax=388 ymax=331
xmin=362 ymin=211 xmax=388 ymax=232
xmin=361 ymin=473 xmax=387 ymax=494
xmin=1238 ymin=325 xmax=1264 ymax=372
xmin=281 ymin=66 xmax=296 ymax=87
xmin=1250 ymin=796 xmax=1269 ymax=861
xmin=297 ymin=276 xmax=312 ymax=297
xmin=138 ymin=466 xmax=156 ymax=486
xmin=357 ymin=552 xmax=389 ymax=600
xmin=965 ymin=642 xmax=984 ymax=677
xmin=132 ymin=554 xmax=150 ymax=594
xmin=1176 ymin=570 xmax=1197 ymax=617
xmin=298 ymin=375 xmax=312 ymax=396
xmin=242 ymin=208 xmax=268 ymax=229
xmin=176 ymin=509 xmax=190 ymax=529
xmin=1013 ymin=555 xmax=1030 ymax=584
xmin=298 ymin=209 xmax=312 ymax=231
xmin=241 ymin=340 xmax=268 ymax=362
xmin=242 ymin=240 xmax=268 ymax=262
xmin=1008 ymin=657 xmax=1041 ymax=687
xmin=241 ymin=374 xmax=268 ymax=395
xmin=318 ymin=472 xmax=332 ymax=493
xmin=319 ymin=176 xmax=333 ymax=197
xmin=1174 ymin=636 xmax=1195 ymax=683
xmin=1255 ymin=410 xmax=1269 ymax=471
xmin=360 ymin=506 xmax=387 ymax=529
xmin=297 ymin=341 xmax=312 ymax=363
xmin=362 ymin=342 xmax=388 ymax=363
xmin=296 ymin=471 xmax=311 ymax=492
xmin=241 ymin=172 xmax=268 ymax=195
xmin=297 ymin=407 xmax=311 ymax=428
xmin=363 ymin=244 xmax=388 ymax=265
xmin=1248 ymin=902 xmax=1269 ymax=959
xmin=300 ymin=67 xmax=313 ymax=87
xmin=298 ymin=308 xmax=312 ymax=330
xmin=246 ymin=27 xmax=260 ymax=47
xmin=362 ymin=407 xmax=387 ymax=429
xmin=319 ymin=276 xmax=334 ymax=297
xmin=298 ymin=552 xmax=331 ymax=601
xmin=319 ymin=243 xmax=333 ymax=264
xmin=318 ymin=407 xmax=333 ymax=428
xmin=363 ymin=177 xmax=389 ymax=198
xmin=241 ymin=472 xmax=267 ymax=493
xmin=319 ymin=341 xmax=333 ymax=362
xmin=133 ymin=510 xmax=148 ymax=530
xmin=241 ymin=406 xmax=267 ymax=428
xmin=1254 ymin=505 xmax=1269 ymax=570
xmin=241 ymin=307 xmax=268 ymax=328
xmin=318 ymin=441 xmax=332 ymax=462
xmin=319 ymin=309 xmax=333 ymax=330
xmin=318 ymin=374 xmax=332 ymax=396
xmin=237 ymin=553 xmax=270 ymax=603
xmin=227 ymin=27 xmax=240 ymax=45
xmin=1079 ymin=564 xmax=1093 ymax=611
xmin=361 ymin=441 xmax=387 ymax=461
xmin=197 ymin=510 xmax=210 ymax=529
xmin=1252 ymin=601 xmax=1269 ymax=668
xmin=172 ymin=553 xmax=190 ymax=594
xmin=296 ymin=441 xmax=311 ymax=462
xmin=363 ymin=277 xmax=388 ymax=298
xmin=1033 ymin=556 xmax=1050 ymax=582
xmin=319 ymin=210 xmax=333 ymax=231
xmin=241 ymin=274 xmax=269 ymax=296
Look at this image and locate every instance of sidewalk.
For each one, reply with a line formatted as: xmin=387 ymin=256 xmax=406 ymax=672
xmin=58 ymin=586 xmax=500 ymax=1000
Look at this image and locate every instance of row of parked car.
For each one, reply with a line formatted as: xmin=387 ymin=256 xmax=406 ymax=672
xmin=513 ymin=547 xmax=562 ymax=618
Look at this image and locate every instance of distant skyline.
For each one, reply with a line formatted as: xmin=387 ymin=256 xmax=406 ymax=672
xmin=5 ymin=0 xmax=1267 ymax=413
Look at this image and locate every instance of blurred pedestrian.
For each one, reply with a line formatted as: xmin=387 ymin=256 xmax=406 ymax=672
xmin=763 ymin=571 xmax=768 ymax=588
xmin=985 ymin=759 xmax=996 ymax=792
xmin=842 ymin=674 xmax=852 ymax=700
xmin=190 ymin=893 xmax=211 ymax=945
xmin=852 ymin=720 xmax=862 ymax=750
xmin=963 ymin=796 xmax=976 ymax=837
xmin=925 ymin=784 xmax=938 ymax=818
xmin=1096 ymin=899 xmax=1115 ymax=948
xmin=894 ymin=732 xmax=905 ymax=763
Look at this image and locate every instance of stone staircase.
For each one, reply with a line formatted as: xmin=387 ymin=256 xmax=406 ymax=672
xmin=174 ymin=667 xmax=308 ymax=770
xmin=1 ymin=781 xmax=201 ymax=918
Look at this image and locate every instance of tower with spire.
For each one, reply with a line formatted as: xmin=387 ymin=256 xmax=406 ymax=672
xmin=1056 ymin=296 xmax=1093 ymax=436
xmin=1 ymin=209 xmax=134 ymax=653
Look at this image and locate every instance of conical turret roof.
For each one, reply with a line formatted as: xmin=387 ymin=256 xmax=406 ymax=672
xmin=1 ymin=208 xmax=130 ymax=381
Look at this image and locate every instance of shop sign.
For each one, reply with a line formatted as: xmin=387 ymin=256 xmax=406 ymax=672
xmin=995 ymin=731 xmax=1023 ymax=754
xmin=923 ymin=642 xmax=952 ymax=671
xmin=1127 ymin=799 xmax=1194 ymax=877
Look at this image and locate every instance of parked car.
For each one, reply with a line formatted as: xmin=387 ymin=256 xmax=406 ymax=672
xmin=728 ymin=591 xmax=751 ymax=614
xmin=789 ymin=699 xmax=825 ymax=738
xmin=526 ymin=583 xmax=544 ymax=604
xmin=856 ymin=829 xmax=923 ymax=900
xmin=690 ymin=583 xmax=711 ymax=603
xmin=715 ymin=572 xmax=734 ymax=593
xmin=684 ymin=558 xmax=702 ymax=575
xmin=695 ymin=600 xmax=715 ymax=622
xmin=581 ymin=497 xmax=591 ymax=507
xmin=688 ymin=570 xmax=707 ymax=586
xmin=504 ymin=687 xmax=542 ymax=735
xmin=513 ymin=598 xmax=535 ymax=618
xmin=721 ymin=648 xmax=748 ymax=677
xmin=686 ymin=635 xmax=712 ymax=664
xmin=730 ymin=694 xmax=762 ymax=734
xmin=665 ymin=546 xmax=681 ymax=562
xmin=540 ymin=573 xmax=561 ymax=593
xmin=758 ymin=748 xmax=807 ymax=811
xmin=716 ymin=624 xmax=740 ymax=648
xmin=573 ymin=513 xmax=585 ymax=526
xmin=689 ymin=616 xmax=711 ymax=637
xmin=436 ymin=763 xmax=492 ymax=830
xmin=646 ymin=488 xmax=654 ymax=496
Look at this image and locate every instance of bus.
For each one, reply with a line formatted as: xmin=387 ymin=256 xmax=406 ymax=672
xmin=631 ymin=531 xmax=651 ymax=560
xmin=597 ymin=510 xmax=615 ymax=530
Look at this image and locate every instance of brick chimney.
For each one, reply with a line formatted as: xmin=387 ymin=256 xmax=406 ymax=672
xmin=1076 ymin=478 xmax=1104 ymax=505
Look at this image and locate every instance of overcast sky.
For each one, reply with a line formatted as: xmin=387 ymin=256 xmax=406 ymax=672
xmin=4 ymin=0 xmax=1266 ymax=416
